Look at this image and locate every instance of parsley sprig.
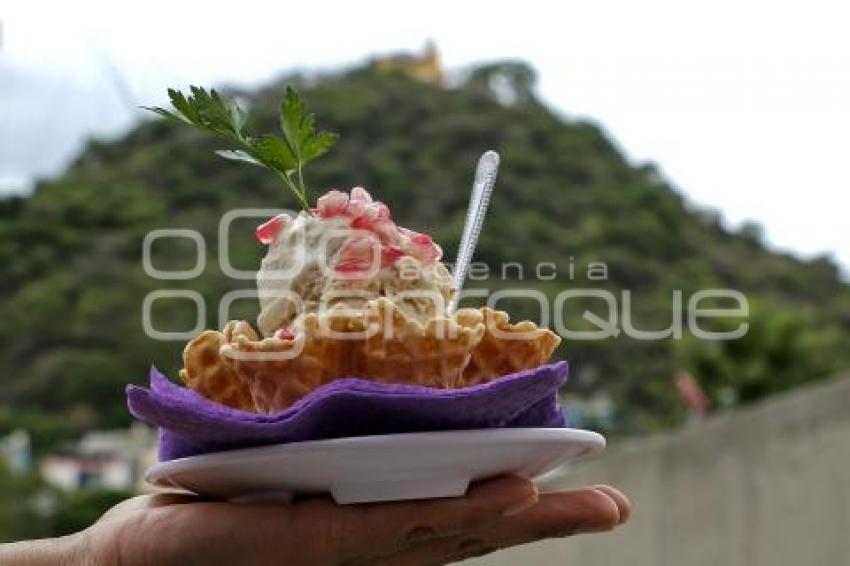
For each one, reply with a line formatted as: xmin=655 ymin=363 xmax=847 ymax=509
xmin=144 ymin=86 xmax=338 ymax=210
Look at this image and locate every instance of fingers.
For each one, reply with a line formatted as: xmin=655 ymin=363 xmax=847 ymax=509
xmin=591 ymin=485 xmax=632 ymax=525
xmin=292 ymin=475 xmax=538 ymax=563
xmin=366 ymin=475 xmax=539 ymax=540
xmin=376 ymin=486 xmax=630 ymax=566
xmin=483 ymin=486 xmax=625 ymax=541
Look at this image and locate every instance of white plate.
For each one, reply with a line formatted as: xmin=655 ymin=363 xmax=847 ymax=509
xmin=146 ymin=428 xmax=605 ymax=504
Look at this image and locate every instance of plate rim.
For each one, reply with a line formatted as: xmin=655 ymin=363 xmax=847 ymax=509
xmin=146 ymin=427 xmax=605 ymax=485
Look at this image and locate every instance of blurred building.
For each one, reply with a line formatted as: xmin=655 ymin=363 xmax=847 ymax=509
xmin=371 ymin=41 xmax=444 ymax=84
xmin=40 ymin=422 xmax=156 ymax=492
xmin=562 ymin=392 xmax=615 ymax=430
xmin=0 ymin=429 xmax=32 ymax=474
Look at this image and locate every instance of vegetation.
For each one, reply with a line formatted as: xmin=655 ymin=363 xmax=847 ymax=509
xmin=1 ymin=61 xmax=848 ymax=450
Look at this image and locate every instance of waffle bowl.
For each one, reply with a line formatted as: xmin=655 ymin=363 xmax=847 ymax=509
xmin=459 ymin=307 xmax=563 ymax=386
xmin=357 ymin=298 xmax=486 ymax=389
xmin=180 ymin=299 xmax=561 ymax=414
xmin=179 ymin=322 xmax=255 ymax=411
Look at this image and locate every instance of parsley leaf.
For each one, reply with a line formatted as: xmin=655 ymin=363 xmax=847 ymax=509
xmin=143 ymin=85 xmax=338 ymax=210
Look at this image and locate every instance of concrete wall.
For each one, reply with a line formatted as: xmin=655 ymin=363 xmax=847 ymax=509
xmin=468 ymin=374 xmax=850 ymax=566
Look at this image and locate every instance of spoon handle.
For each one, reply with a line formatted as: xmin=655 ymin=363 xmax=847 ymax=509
xmin=449 ymin=150 xmax=500 ymax=313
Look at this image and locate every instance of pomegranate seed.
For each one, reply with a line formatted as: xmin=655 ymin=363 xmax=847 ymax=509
xmin=351 ymin=214 xmax=370 ymax=228
xmin=335 ymin=259 xmax=370 ymax=273
xmin=255 ymin=214 xmax=289 ymax=244
xmin=315 ymin=190 xmax=349 ymax=218
xmin=381 ymin=244 xmax=405 ymax=267
xmin=273 ymin=329 xmax=295 ymax=340
xmin=350 ymin=186 xmax=373 ymax=203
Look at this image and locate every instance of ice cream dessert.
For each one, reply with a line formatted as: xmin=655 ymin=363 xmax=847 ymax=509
xmin=255 ymin=186 xmax=453 ymax=336
xmin=147 ymin=85 xmax=561 ymax=414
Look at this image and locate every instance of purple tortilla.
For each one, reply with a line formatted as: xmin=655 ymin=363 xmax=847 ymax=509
xmin=127 ymin=361 xmax=569 ymax=461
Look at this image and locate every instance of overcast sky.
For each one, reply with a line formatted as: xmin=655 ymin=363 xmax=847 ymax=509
xmin=2 ymin=0 xmax=848 ymax=273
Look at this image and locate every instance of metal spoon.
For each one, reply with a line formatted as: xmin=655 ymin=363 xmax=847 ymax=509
xmin=448 ymin=150 xmax=500 ymax=313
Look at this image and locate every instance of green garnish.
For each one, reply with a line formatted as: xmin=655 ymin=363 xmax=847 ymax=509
xmin=144 ymin=86 xmax=338 ymax=210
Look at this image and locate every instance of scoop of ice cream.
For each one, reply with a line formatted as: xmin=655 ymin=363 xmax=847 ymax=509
xmin=256 ymin=187 xmax=453 ymax=336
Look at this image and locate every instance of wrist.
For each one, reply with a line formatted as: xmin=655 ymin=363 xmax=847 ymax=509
xmin=0 ymin=530 xmax=91 ymax=566
xmin=60 ymin=530 xmax=93 ymax=566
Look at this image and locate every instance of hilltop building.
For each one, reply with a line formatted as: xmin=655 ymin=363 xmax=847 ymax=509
xmin=371 ymin=41 xmax=444 ymax=84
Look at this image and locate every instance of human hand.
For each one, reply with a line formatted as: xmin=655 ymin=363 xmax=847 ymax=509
xmin=2 ymin=476 xmax=631 ymax=566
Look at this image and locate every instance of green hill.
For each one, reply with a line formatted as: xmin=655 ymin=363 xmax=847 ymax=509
xmin=1 ymin=62 xmax=848 ymax=447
